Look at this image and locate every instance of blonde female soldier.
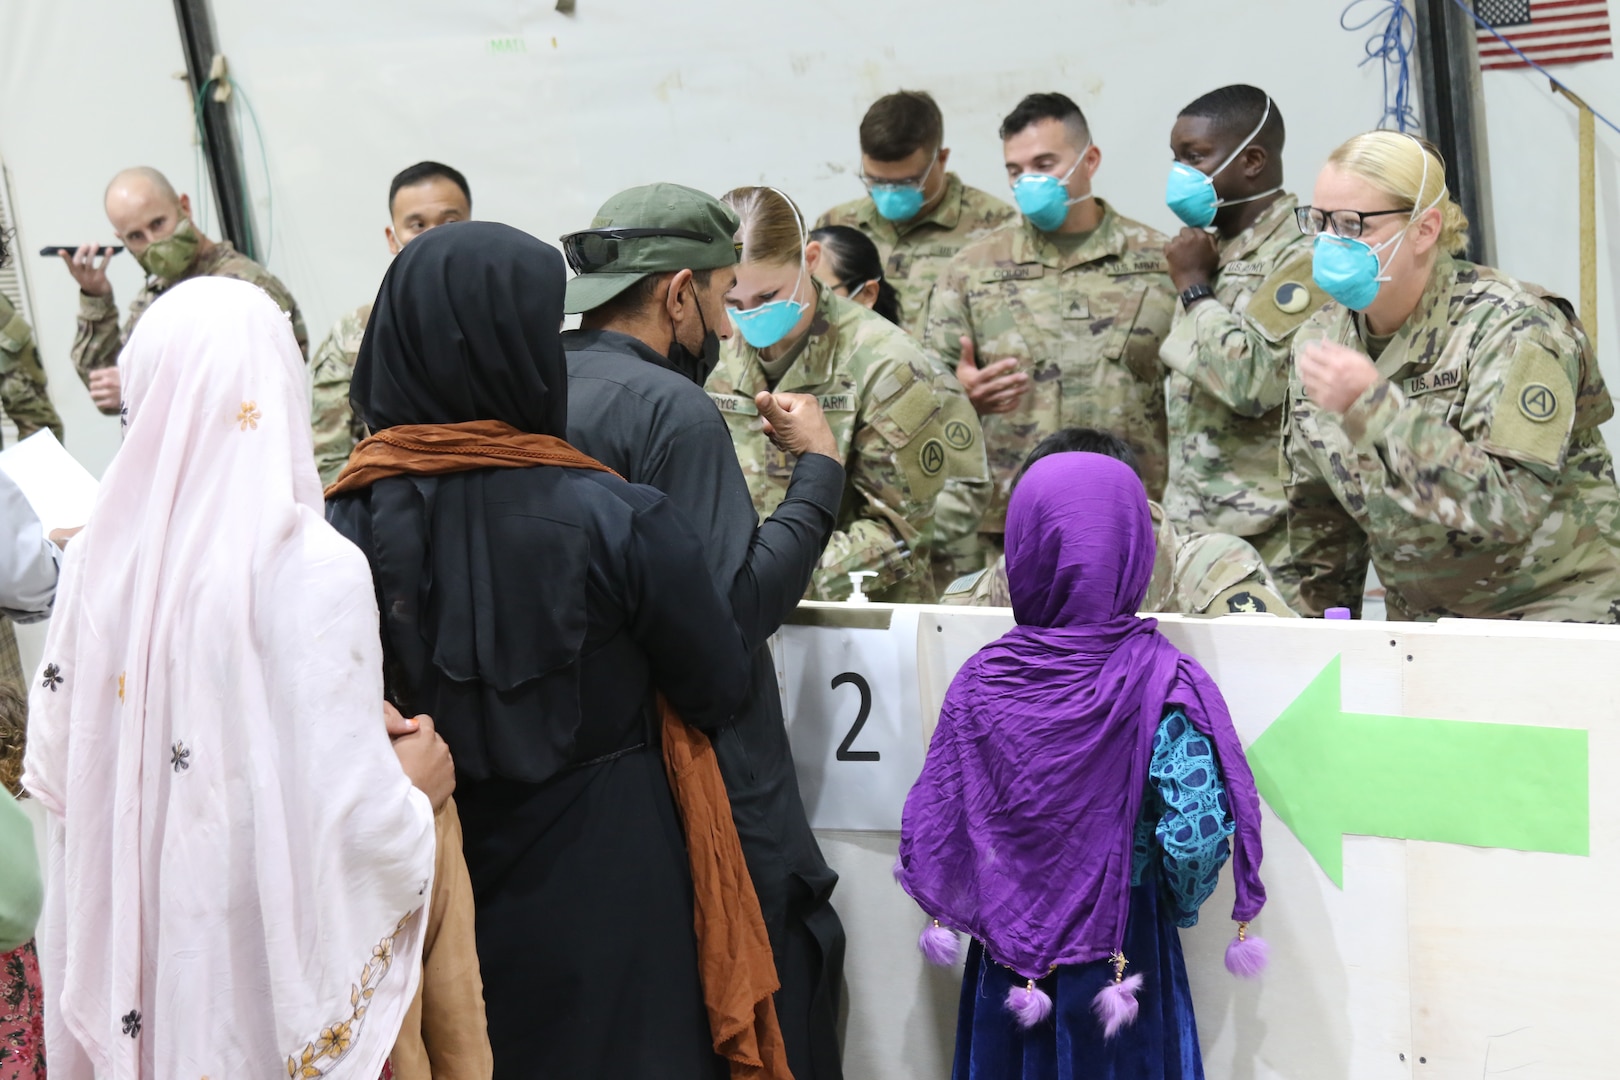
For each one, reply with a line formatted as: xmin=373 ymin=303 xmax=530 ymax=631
xmin=706 ymin=187 xmax=989 ymax=602
xmin=1283 ymin=131 xmax=1620 ymax=620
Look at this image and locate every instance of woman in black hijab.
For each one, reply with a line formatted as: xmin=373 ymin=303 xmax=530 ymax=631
xmin=327 ymin=222 xmax=749 ymax=1079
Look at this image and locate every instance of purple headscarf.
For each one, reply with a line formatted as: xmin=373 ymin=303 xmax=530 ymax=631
xmin=898 ymin=453 xmax=1266 ymax=980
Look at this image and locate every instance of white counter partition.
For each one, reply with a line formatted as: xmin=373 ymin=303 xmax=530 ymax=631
xmin=777 ymin=605 xmax=1619 ymax=1080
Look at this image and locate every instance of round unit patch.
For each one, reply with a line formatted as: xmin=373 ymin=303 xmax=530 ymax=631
xmin=919 ymin=438 xmax=947 ymax=476
xmin=1519 ymin=382 xmax=1558 ymax=422
xmin=1274 ymin=282 xmax=1311 ymax=315
xmin=944 ymin=419 xmax=975 ymax=450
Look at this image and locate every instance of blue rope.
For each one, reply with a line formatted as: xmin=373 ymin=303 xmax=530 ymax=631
xmin=1450 ymin=0 xmax=1620 ymax=138
xmin=1342 ymin=0 xmax=1421 ymax=132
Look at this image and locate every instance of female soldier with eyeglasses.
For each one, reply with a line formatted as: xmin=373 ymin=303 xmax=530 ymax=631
xmin=1281 ymin=130 xmax=1620 ymax=621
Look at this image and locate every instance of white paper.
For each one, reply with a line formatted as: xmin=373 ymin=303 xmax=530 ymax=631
xmin=780 ymin=607 xmax=925 ymax=831
xmin=0 ymin=430 xmax=99 ymax=533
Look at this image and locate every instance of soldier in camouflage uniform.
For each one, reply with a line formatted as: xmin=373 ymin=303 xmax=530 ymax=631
xmin=926 ymin=94 xmax=1175 ymax=560
xmin=711 ymin=187 xmax=986 ymax=602
xmin=815 ymin=90 xmax=1016 ymax=338
xmin=1285 ymin=131 xmax=1620 ymax=621
xmin=0 ymin=296 xmax=64 ymax=445
xmin=1159 ymin=87 xmax=1324 ymax=591
xmin=62 ymin=167 xmax=305 ymax=416
xmin=310 ymin=162 xmax=472 ymax=486
xmin=941 ymin=427 xmax=1295 ymax=614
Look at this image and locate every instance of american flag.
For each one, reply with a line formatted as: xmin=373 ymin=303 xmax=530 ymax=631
xmin=1474 ymin=0 xmax=1614 ymax=70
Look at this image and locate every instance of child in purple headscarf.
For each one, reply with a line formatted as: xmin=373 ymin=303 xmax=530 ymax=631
xmin=898 ymin=449 xmax=1268 ymax=1080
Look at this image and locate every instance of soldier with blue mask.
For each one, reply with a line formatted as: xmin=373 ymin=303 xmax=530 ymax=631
xmin=925 ymin=92 xmax=1176 ymax=567
xmin=1158 ymin=86 xmax=1323 ymax=605
xmin=816 ymin=90 xmax=1016 ymax=338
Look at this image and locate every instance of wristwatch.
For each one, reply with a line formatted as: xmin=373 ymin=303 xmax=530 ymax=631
xmin=1179 ymin=283 xmax=1215 ymax=309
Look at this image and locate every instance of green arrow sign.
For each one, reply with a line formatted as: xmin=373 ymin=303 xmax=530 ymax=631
xmin=1247 ymin=656 xmax=1589 ymax=888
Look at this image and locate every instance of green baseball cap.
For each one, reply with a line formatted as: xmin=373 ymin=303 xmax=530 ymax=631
xmin=561 ymin=183 xmax=741 ymax=315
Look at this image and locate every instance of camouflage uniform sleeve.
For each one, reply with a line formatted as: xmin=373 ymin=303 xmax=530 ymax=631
xmin=1171 ymin=532 xmax=1298 ymax=617
xmin=1339 ymin=317 xmax=1572 ymax=545
xmin=809 ymin=357 xmax=952 ymax=601
xmin=924 ymin=362 xmax=991 ymax=545
xmin=70 ymin=291 xmax=125 ymax=387
xmin=1279 ymin=357 xmax=1368 ymax=616
xmin=0 ymin=308 xmax=63 ymax=442
xmin=1159 ymin=297 xmax=1293 ymax=418
xmin=310 ymin=319 xmax=365 ymax=488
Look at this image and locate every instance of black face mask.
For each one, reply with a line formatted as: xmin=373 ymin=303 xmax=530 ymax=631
xmin=666 ymin=284 xmax=720 ymax=385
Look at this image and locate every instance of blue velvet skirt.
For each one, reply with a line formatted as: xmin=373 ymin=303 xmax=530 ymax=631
xmin=952 ymin=874 xmax=1203 ymax=1080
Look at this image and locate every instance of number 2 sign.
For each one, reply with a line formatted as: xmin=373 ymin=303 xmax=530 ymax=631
xmin=774 ymin=607 xmax=926 ymax=831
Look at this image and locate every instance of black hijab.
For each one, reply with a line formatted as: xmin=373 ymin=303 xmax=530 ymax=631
xmin=350 ymin=220 xmax=568 ymax=434
xmin=333 ymin=222 xmax=595 ymax=783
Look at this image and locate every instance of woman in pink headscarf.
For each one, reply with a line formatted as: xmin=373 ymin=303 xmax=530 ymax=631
xmin=25 ymin=277 xmax=437 ymax=1080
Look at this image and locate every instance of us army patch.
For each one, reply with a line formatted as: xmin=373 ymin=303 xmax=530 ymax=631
xmin=818 ymin=394 xmax=856 ymax=413
xmin=1224 ymin=261 xmax=1266 ymax=277
xmin=1107 ymin=256 xmax=1169 ymax=276
xmin=1401 ymin=369 xmax=1462 ymax=397
xmin=1519 ymin=382 xmax=1558 ymax=422
xmin=919 ymin=438 xmax=947 ymax=476
xmin=944 ymin=419 xmax=976 ymax=450
xmin=1273 ymin=282 xmax=1312 ymax=315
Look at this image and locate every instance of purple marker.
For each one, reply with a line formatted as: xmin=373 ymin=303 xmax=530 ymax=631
xmin=1324 ymin=607 xmax=1353 ymax=620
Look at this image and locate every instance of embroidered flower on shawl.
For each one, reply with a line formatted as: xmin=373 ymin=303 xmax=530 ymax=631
xmin=238 ymin=401 xmax=262 ymax=431
xmin=171 ymin=742 xmax=191 ymax=772
xmin=41 ymin=664 xmax=62 ymax=691
xmin=118 ymin=673 xmax=126 ymax=703
xmin=121 ymin=1009 xmax=141 ymax=1038
xmin=284 ymin=914 xmax=412 ymax=1078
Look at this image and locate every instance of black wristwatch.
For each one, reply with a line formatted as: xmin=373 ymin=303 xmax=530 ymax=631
xmin=1179 ymin=283 xmax=1215 ymax=309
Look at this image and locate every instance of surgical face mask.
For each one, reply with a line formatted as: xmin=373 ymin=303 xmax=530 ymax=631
xmin=135 ymin=215 xmax=202 ymax=282
xmin=1309 ymin=135 xmax=1444 ymax=311
xmin=667 ymin=284 xmax=720 ymax=384
xmin=730 ymin=189 xmax=811 ymax=350
xmin=866 ymin=152 xmax=937 ymax=223
xmin=1165 ymin=98 xmax=1280 ymax=228
xmin=1011 ymin=148 xmax=1092 ymax=232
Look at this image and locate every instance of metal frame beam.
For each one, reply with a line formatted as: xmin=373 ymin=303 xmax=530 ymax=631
xmin=171 ymin=0 xmax=255 ymax=259
xmin=1413 ymin=0 xmax=1496 ymax=266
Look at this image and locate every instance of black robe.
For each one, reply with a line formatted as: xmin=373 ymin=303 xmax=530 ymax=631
xmin=566 ymin=327 xmax=848 ymax=1080
xmin=329 ymin=224 xmax=750 ymax=1079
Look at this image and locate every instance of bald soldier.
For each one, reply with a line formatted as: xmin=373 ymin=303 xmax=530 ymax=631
xmin=61 ymin=166 xmax=306 ymax=415
xmin=816 ymin=90 xmax=1016 ymax=337
xmin=311 ymin=161 xmax=472 ymax=485
xmin=926 ymin=92 xmax=1176 ymax=567
xmin=942 ymin=427 xmax=1297 ymax=616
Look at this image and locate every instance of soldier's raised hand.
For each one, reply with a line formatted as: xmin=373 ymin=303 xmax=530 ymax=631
xmin=60 ymin=242 xmax=115 ymax=298
xmin=1164 ymin=228 xmax=1219 ymax=293
xmin=755 ymin=391 xmax=840 ymax=460
xmin=1298 ymin=339 xmax=1380 ymax=414
xmin=954 ymin=336 xmax=1029 ymax=416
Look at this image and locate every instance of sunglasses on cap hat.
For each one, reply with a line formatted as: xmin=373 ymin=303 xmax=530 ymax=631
xmin=559 ymin=227 xmax=743 ymax=275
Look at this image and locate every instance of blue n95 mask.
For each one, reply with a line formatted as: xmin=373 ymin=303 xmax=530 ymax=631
xmin=867 ymin=153 xmax=937 ymax=223
xmin=1012 ymin=149 xmax=1092 ymax=233
xmin=1309 ymin=134 xmax=1444 ymax=311
xmin=1165 ymin=96 xmax=1279 ymax=228
xmin=730 ymin=188 xmax=810 ymax=349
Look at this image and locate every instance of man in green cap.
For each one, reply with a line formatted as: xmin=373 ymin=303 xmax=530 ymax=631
xmin=563 ymin=183 xmax=849 ymax=1080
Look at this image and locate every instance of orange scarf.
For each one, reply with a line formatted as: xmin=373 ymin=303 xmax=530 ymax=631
xmin=323 ymin=420 xmax=617 ymax=497
xmin=660 ymin=699 xmax=794 ymax=1080
xmin=326 ymin=422 xmax=790 ymax=1077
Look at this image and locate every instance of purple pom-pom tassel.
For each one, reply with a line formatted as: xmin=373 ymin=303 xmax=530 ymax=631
xmin=1224 ymin=921 xmax=1269 ymax=978
xmin=1091 ymin=973 xmax=1144 ymax=1039
xmin=918 ymin=919 xmax=962 ymax=966
xmin=1005 ymin=979 xmax=1054 ymax=1028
